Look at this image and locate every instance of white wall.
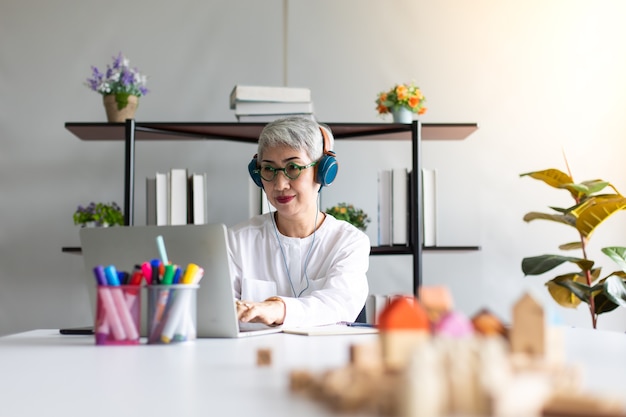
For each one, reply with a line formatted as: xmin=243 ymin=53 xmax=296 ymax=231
xmin=1 ymin=0 xmax=626 ymax=335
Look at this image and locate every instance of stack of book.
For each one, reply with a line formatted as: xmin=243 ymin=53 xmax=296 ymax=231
xmin=377 ymin=168 xmax=410 ymax=246
xmin=377 ymin=168 xmax=437 ymax=247
xmin=230 ymin=85 xmax=315 ymax=122
xmin=146 ymin=169 xmax=208 ymax=226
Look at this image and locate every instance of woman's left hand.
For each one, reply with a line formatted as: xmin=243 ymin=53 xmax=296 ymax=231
xmin=236 ymin=297 xmax=285 ymax=326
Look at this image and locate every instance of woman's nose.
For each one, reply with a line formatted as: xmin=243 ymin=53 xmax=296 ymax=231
xmin=273 ymin=171 xmax=290 ymax=189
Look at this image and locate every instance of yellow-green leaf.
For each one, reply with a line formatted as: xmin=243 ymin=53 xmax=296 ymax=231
xmin=601 ymin=247 xmax=626 ymax=272
xmin=522 ymin=211 xmax=577 ymax=227
xmin=564 ymin=180 xmax=610 ymax=197
xmin=546 ymin=275 xmax=585 ymax=308
xmin=559 ymin=241 xmax=582 ymax=250
xmin=520 ymin=169 xmax=572 ymax=189
xmin=571 ymin=195 xmax=626 ymax=238
xmin=603 ymin=276 xmax=626 ymax=308
xmin=522 ymin=254 xmax=587 ymax=275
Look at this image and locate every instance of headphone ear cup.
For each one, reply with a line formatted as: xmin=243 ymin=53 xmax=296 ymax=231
xmin=248 ymin=157 xmax=263 ymax=188
xmin=316 ymin=153 xmax=338 ymax=187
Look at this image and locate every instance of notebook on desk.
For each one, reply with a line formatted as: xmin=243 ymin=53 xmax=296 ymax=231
xmin=77 ymin=224 xmax=281 ymax=338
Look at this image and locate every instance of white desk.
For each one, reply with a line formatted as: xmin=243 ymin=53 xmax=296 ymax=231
xmin=0 ymin=328 xmax=625 ymax=417
xmin=0 ymin=329 xmax=379 ymax=417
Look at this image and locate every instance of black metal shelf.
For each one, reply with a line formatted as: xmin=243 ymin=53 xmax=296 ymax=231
xmin=63 ymin=245 xmax=481 ymax=256
xmin=65 ymin=120 xmax=479 ymax=294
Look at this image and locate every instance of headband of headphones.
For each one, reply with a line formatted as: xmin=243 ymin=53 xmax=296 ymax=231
xmin=248 ymin=126 xmax=339 ymax=188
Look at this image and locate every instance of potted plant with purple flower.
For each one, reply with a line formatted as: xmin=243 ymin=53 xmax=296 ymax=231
xmin=85 ymin=52 xmax=149 ymax=122
xmin=73 ymin=202 xmax=124 ymax=227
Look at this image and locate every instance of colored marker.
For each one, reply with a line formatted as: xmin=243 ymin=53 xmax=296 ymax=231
xmin=92 ymin=266 xmax=110 ymax=336
xmin=104 ymin=265 xmax=138 ymax=341
xmin=156 ymin=235 xmax=168 ymax=264
xmin=141 ymin=261 xmax=153 ymax=285
xmin=172 ymin=266 xmax=183 ymax=284
xmin=160 ymin=288 xmax=192 ymax=343
xmin=162 ymin=263 xmax=175 ymax=285
xmin=181 ymin=263 xmax=201 ymax=284
xmin=150 ymin=259 xmax=161 ymax=284
xmin=93 ymin=265 xmax=108 ymax=286
xmin=94 ymin=266 xmax=126 ymax=341
xmin=129 ymin=271 xmax=143 ymax=286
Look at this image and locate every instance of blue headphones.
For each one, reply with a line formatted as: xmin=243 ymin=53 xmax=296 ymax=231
xmin=248 ymin=127 xmax=338 ymax=189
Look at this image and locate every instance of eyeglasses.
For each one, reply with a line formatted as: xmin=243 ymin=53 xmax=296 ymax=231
xmin=256 ymin=161 xmax=317 ymax=182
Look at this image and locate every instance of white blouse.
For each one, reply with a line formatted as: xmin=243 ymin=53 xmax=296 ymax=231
xmin=227 ymin=212 xmax=370 ymax=327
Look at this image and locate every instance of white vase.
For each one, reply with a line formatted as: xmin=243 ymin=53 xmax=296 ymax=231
xmin=391 ymin=107 xmax=414 ymax=124
xmin=82 ymin=221 xmax=109 ymax=228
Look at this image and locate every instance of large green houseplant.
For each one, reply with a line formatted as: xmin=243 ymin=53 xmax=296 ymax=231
xmin=520 ymin=168 xmax=626 ymax=328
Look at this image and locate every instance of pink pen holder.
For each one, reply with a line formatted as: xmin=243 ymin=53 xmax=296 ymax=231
xmin=94 ymin=285 xmax=142 ymax=345
xmin=146 ymin=284 xmax=199 ymax=344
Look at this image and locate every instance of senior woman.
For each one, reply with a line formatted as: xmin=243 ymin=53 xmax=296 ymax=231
xmin=227 ymin=116 xmax=370 ymax=327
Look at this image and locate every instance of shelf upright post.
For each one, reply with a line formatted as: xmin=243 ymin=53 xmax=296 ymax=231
xmin=124 ymin=119 xmax=136 ymax=226
xmin=411 ymin=120 xmax=423 ymax=295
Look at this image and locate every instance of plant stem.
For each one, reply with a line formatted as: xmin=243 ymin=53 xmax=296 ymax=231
xmin=567 ymin=159 xmax=598 ymax=329
xmin=580 ymin=236 xmax=597 ymax=329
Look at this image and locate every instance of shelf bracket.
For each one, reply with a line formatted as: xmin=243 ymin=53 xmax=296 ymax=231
xmin=124 ymin=119 xmax=135 ymax=226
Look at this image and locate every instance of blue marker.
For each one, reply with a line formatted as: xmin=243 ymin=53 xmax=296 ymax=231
xmin=172 ymin=266 xmax=183 ymax=284
xmin=150 ymin=259 xmax=161 ymax=284
xmin=117 ymin=271 xmax=129 ymax=285
xmin=104 ymin=265 xmax=121 ymax=286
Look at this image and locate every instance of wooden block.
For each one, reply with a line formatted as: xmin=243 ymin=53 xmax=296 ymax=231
xmin=542 ymin=393 xmax=626 ymax=417
xmin=419 ymin=285 xmax=454 ymax=323
xmin=289 ymin=369 xmax=315 ymax=392
xmin=471 ymin=308 xmax=507 ymax=337
xmin=402 ymin=340 xmax=448 ymax=417
xmin=380 ymin=330 xmax=429 ymax=370
xmin=511 ymin=292 xmax=546 ymax=357
xmin=349 ymin=342 xmax=382 ymax=370
xmin=256 ymin=348 xmax=272 ymax=366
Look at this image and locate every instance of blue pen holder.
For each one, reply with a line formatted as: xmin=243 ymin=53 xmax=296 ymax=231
xmin=146 ymin=285 xmax=199 ymax=344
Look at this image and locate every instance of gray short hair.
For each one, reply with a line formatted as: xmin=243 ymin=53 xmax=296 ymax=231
xmin=258 ymin=117 xmax=334 ymax=162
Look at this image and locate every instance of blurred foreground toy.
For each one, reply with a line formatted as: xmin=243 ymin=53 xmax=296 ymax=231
xmin=288 ymin=288 xmax=626 ymax=417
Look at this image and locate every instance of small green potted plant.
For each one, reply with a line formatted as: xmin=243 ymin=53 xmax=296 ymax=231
xmin=73 ymin=202 xmax=124 ymax=227
xmin=325 ymin=203 xmax=370 ymax=231
xmin=520 ymin=167 xmax=626 ymax=328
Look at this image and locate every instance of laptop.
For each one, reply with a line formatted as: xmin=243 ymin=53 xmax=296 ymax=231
xmin=78 ymin=224 xmax=282 ymax=338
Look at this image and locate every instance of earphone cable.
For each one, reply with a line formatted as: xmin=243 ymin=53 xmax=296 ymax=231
xmin=269 ymin=194 xmax=319 ymax=298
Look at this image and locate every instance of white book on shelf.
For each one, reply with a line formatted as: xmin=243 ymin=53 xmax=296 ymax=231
xmin=189 ymin=172 xmax=207 ymax=225
xmin=234 ymin=100 xmax=314 ymax=115
xmin=248 ymin=179 xmax=262 ymax=217
xmin=248 ymin=182 xmax=276 ymax=216
xmin=377 ymin=169 xmax=392 ymax=246
xmin=236 ymin=113 xmax=316 ymax=123
xmin=169 ymin=168 xmax=188 ymax=225
xmin=392 ymin=167 xmax=409 ymax=245
xmin=155 ymin=171 xmax=169 ymax=226
xmin=365 ymin=294 xmax=390 ymax=325
xmin=230 ymin=85 xmax=311 ymax=109
xmin=261 ymin=190 xmax=275 ymax=214
xmin=146 ymin=177 xmax=156 ymax=226
xmin=422 ymin=168 xmax=437 ymax=247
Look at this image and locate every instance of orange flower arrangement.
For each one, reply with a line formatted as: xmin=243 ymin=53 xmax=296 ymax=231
xmin=375 ymin=82 xmax=427 ymax=115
